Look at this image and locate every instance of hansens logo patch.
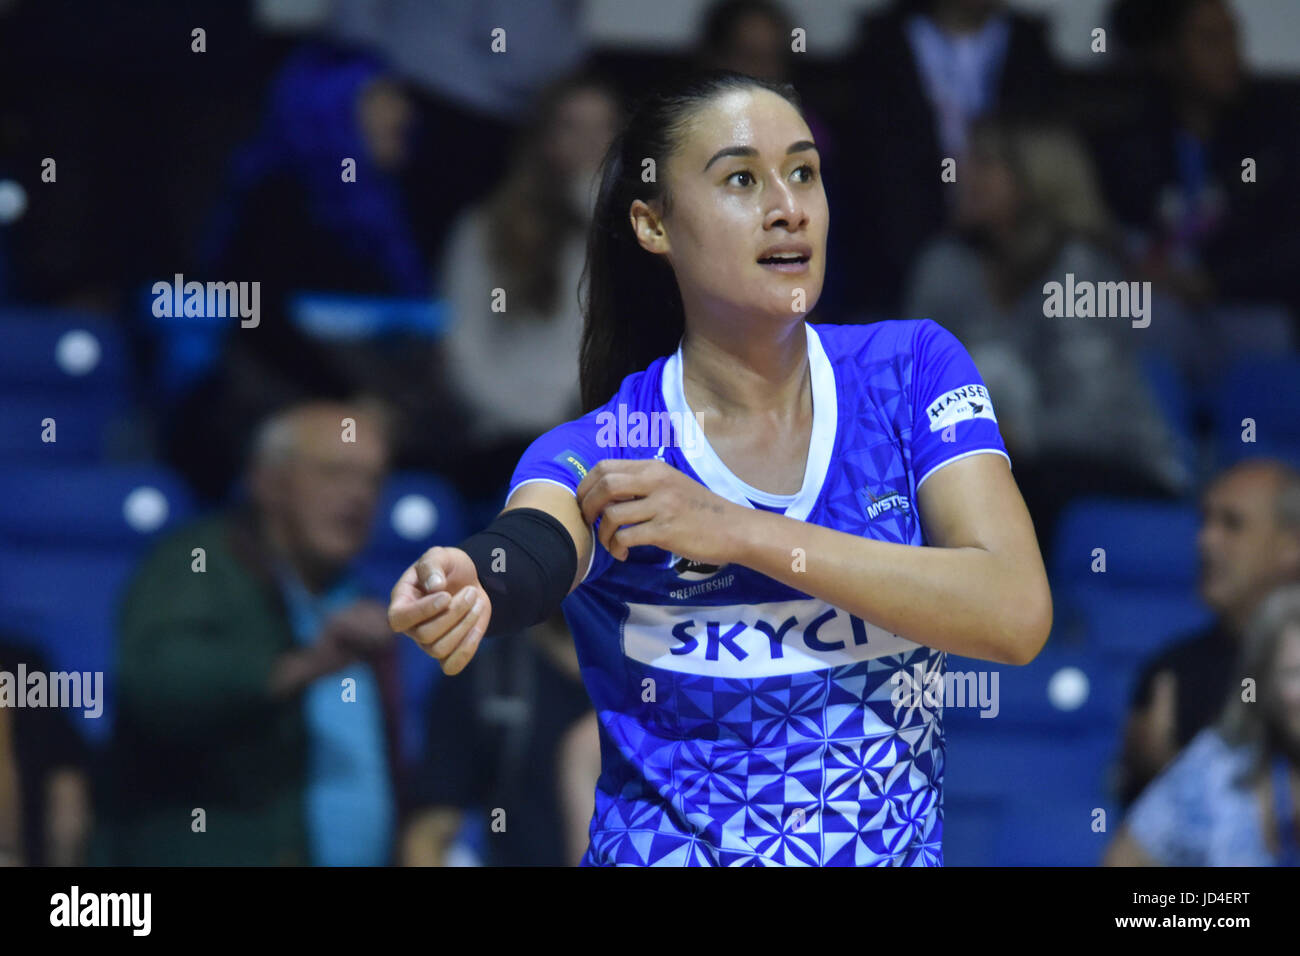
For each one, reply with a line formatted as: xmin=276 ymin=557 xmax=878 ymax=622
xmin=926 ymin=384 xmax=997 ymax=432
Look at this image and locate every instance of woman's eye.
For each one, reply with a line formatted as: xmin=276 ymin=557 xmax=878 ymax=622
xmin=726 ymin=170 xmax=754 ymax=187
xmin=793 ymin=164 xmax=817 ymax=183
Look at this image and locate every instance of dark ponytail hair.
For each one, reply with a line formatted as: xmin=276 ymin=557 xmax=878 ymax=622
xmin=578 ymin=69 xmax=803 ymax=412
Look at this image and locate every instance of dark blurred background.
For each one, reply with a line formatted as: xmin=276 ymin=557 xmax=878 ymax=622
xmin=1 ymin=0 xmax=1299 ymax=867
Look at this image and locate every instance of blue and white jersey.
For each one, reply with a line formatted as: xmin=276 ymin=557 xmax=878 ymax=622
xmin=508 ymin=319 xmax=1010 ymax=866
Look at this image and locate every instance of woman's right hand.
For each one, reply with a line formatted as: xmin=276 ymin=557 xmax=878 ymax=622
xmin=388 ymin=546 xmax=492 ymax=675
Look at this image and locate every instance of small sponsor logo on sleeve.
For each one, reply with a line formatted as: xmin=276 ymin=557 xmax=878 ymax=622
xmin=926 ymin=384 xmax=997 ymax=432
xmin=553 ymin=449 xmax=590 ymax=480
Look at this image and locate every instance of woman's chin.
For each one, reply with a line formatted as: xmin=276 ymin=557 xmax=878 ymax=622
xmin=744 ymin=299 xmax=821 ymax=323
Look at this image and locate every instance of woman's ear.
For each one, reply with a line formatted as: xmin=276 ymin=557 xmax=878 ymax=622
xmin=630 ymin=198 xmax=670 ymax=257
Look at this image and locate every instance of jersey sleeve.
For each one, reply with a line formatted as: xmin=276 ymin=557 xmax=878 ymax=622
xmin=506 ymin=415 xmax=615 ymax=586
xmin=907 ymin=318 xmax=1012 ymax=490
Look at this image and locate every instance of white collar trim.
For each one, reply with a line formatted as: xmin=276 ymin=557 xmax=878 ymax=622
xmin=661 ymin=323 xmax=837 ymax=521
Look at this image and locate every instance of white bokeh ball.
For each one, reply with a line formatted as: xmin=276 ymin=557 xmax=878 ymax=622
xmin=55 ymin=329 xmax=101 ymax=376
xmin=392 ymin=494 xmax=437 ymax=541
xmin=0 ymin=179 xmax=26 ymax=224
xmin=1047 ymin=666 xmax=1090 ymax=712
xmin=123 ymin=486 xmax=169 ymax=533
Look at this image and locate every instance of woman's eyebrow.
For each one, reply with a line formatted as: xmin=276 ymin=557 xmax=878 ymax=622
xmin=703 ymin=140 xmax=819 ymax=172
xmin=704 ymin=145 xmax=756 ymax=170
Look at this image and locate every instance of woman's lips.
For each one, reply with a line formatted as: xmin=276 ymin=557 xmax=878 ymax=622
xmin=757 ymin=255 xmax=810 ymax=274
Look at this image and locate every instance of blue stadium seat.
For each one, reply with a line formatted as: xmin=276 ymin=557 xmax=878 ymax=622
xmin=1211 ymin=355 xmax=1300 ymax=469
xmin=0 ymin=309 xmax=129 ymax=396
xmin=0 ymin=547 xmax=137 ymax=743
xmin=1052 ymin=583 xmax=1211 ymax=662
xmin=0 ymin=464 xmax=195 ymax=743
xmin=943 ymin=646 xmax=1130 ymax=733
xmin=355 ymin=471 xmax=469 ymax=766
xmin=0 ymin=464 xmax=194 ymax=547
xmin=941 ymin=794 xmax=1005 ymax=867
xmin=0 ymin=393 xmax=128 ymax=462
xmin=361 ymin=471 xmax=468 ymax=563
xmin=944 ymin=728 xmax=1117 ymax=809
xmin=1050 ymin=497 xmax=1201 ymax=590
xmin=992 ymin=794 xmax=1117 ymax=866
xmin=137 ymin=282 xmax=233 ymax=399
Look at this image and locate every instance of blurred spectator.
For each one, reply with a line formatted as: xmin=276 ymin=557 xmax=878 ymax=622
xmin=1098 ymin=0 xmax=1300 ymax=345
xmin=698 ymin=0 xmax=793 ymax=82
xmin=1118 ymin=458 xmax=1300 ymax=809
xmin=401 ymin=612 xmax=597 ymax=866
xmin=166 ymin=43 xmax=456 ymax=503
xmin=102 ymin=401 xmax=403 ymax=865
xmin=1105 ymin=583 xmax=1300 ymax=866
xmin=839 ymin=0 xmax=1062 ymax=315
xmin=694 ymin=0 xmax=832 ymax=146
xmin=904 ymin=117 xmax=1188 ymax=548
xmin=201 ymin=43 xmax=428 ymax=300
xmin=0 ymin=636 xmax=92 ymax=866
xmin=329 ymin=0 xmax=588 ymax=269
xmin=438 ymin=73 xmax=619 ymax=503
xmin=0 ymin=687 xmax=18 ymax=866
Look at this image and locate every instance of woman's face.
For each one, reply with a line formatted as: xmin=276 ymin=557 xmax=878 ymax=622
xmin=359 ymin=78 xmax=413 ymax=171
xmin=712 ymin=12 xmax=789 ymax=82
xmin=635 ymin=88 xmax=827 ymax=327
xmin=544 ymin=86 xmax=619 ymax=181
xmin=957 ymin=140 xmax=1019 ymax=234
xmin=1174 ymin=0 xmax=1242 ymax=105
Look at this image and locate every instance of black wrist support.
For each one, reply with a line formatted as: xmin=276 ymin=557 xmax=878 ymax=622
xmin=456 ymin=507 xmax=578 ymax=638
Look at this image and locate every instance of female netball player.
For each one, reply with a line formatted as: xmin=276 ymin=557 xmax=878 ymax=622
xmin=388 ymin=70 xmax=1053 ymax=866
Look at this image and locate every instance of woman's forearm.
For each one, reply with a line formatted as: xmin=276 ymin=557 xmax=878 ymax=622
xmin=726 ymin=509 xmax=1052 ymax=666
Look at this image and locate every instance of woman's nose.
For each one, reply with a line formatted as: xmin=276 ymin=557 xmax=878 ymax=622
xmin=767 ymin=180 xmax=806 ymax=229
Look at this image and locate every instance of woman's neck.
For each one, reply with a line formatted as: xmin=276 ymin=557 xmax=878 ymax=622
xmin=680 ymin=317 xmax=809 ymax=420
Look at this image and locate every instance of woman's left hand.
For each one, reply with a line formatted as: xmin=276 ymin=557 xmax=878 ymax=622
xmin=575 ymin=459 xmax=747 ymax=564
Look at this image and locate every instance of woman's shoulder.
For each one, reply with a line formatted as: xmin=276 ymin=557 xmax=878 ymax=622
xmin=907 ymin=234 xmax=983 ymax=282
xmin=1126 ymin=726 xmax=1267 ymax=865
xmin=1170 ymin=726 xmax=1244 ymax=775
xmin=1130 ymin=726 xmax=1250 ymax=821
xmin=1053 ymin=236 xmax=1124 ymax=280
xmin=812 ymin=317 xmax=961 ymax=365
xmin=437 ymin=206 xmax=492 ymax=283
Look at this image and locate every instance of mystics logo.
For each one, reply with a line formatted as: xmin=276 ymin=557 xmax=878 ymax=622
xmin=860 ymin=487 xmax=911 ymax=521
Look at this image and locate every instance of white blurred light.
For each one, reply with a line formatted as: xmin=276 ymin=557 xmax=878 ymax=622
xmin=392 ymin=494 xmax=437 ymax=540
xmin=123 ymin=486 xmax=169 ymax=533
xmin=1048 ymin=666 xmax=1090 ymax=711
xmin=55 ymin=330 xmax=101 ymax=376
xmin=0 ymin=179 xmax=26 ymax=224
